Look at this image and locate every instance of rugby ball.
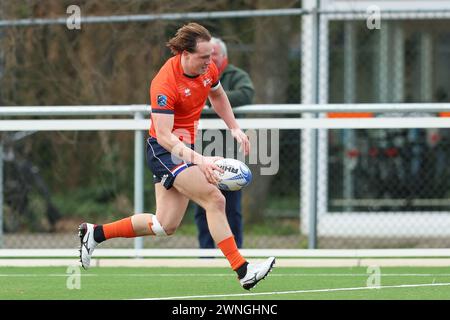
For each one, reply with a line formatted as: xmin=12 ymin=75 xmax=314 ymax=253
xmin=214 ymin=158 xmax=252 ymax=191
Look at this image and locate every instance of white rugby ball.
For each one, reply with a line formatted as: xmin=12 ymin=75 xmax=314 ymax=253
xmin=214 ymin=158 xmax=252 ymax=191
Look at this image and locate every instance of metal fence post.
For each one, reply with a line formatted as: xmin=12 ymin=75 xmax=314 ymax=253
xmin=308 ymin=2 xmax=320 ymax=249
xmin=134 ymin=112 xmax=144 ymax=251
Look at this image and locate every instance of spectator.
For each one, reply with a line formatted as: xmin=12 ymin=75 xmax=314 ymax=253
xmin=194 ymin=37 xmax=255 ymax=249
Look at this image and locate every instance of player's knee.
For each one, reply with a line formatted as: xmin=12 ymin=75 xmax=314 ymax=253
xmin=161 ymin=223 xmax=177 ymax=236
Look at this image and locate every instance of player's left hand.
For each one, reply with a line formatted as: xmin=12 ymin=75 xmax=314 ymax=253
xmin=231 ymin=128 xmax=250 ymax=156
xmin=198 ymin=156 xmax=224 ymax=185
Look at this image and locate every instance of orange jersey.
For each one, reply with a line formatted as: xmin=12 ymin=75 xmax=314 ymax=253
xmin=149 ymin=54 xmax=220 ymax=144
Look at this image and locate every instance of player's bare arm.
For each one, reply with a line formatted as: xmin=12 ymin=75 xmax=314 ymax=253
xmin=152 ymin=113 xmax=223 ymax=184
xmin=209 ymin=84 xmax=250 ymax=155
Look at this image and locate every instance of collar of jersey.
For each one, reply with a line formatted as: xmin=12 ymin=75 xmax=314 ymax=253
xmin=183 ymin=73 xmax=199 ymax=79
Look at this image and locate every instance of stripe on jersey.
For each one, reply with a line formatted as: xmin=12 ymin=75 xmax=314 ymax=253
xmin=152 ymin=108 xmax=174 ymax=115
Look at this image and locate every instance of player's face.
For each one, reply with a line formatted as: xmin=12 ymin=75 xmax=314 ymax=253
xmin=186 ymin=40 xmax=213 ymax=75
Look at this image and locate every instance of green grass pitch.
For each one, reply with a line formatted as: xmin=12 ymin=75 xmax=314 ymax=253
xmin=1 ymin=266 xmax=450 ymax=300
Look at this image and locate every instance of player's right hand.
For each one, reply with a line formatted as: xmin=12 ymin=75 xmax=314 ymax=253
xmin=198 ymin=156 xmax=224 ymax=185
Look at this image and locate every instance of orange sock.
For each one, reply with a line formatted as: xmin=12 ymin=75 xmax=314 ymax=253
xmin=217 ymin=236 xmax=247 ymax=270
xmin=103 ymin=217 xmax=136 ymax=239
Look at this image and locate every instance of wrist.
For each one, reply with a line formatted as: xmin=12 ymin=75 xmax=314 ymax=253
xmin=192 ymin=153 xmax=205 ymax=165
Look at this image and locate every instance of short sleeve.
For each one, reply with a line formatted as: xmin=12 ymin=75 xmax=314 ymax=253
xmin=150 ymin=83 xmax=177 ymax=115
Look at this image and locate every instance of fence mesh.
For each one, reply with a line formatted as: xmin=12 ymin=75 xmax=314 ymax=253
xmin=315 ymin=14 xmax=450 ymax=248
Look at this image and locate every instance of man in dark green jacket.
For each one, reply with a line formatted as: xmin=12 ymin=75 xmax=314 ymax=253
xmin=195 ymin=37 xmax=255 ymax=248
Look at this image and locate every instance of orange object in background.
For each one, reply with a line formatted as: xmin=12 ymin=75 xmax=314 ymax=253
xmin=327 ymin=112 xmax=374 ymax=118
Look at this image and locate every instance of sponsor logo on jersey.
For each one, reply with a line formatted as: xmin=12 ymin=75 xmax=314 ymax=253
xmin=157 ymin=94 xmax=167 ymax=107
xmin=203 ymin=78 xmax=212 ymax=87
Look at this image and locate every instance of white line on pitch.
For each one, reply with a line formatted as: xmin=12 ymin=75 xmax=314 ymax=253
xmin=138 ymin=282 xmax=450 ymax=300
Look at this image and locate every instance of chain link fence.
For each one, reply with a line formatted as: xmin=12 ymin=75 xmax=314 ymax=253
xmin=1 ymin=2 xmax=450 ymax=249
xmin=316 ymin=12 xmax=450 ymax=248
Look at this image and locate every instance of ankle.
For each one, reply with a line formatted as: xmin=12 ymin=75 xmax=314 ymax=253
xmin=93 ymin=225 xmax=106 ymax=243
xmin=236 ymin=261 xmax=249 ymax=279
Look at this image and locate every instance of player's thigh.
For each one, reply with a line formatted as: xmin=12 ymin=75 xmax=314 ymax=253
xmin=155 ymin=182 xmax=189 ymax=232
xmin=173 ymin=166 xmax=224 ymax=209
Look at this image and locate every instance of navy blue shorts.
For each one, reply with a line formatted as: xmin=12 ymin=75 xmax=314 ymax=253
xmin=146 ymin=137 xmax=195 ymax=190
